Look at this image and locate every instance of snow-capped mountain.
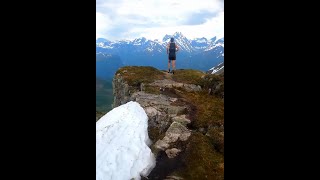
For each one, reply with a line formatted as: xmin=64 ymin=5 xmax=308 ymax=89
xmin=96 ymin=32 xmax=224 ymax=71
xmin=97 ymin=32 xmax=223 ymax=55
xmin=190 ymin=37 xmax=210 ymax=50
xmin=208 ymin=61 xmax=224 ymax=75
xmin=169 ymin=32 xmax=194 ymax=53
xmin=96 ymin=38 xmax=109 ymax=44
xmin=205 ymin=37 xmax=224 ymax=51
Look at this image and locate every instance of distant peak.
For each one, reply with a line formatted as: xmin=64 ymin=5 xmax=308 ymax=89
xmin=96 ymin=38 xmax=110 ymax=43
xmin=215 ymin=38 xmax=224 ymax=43
xmin=135 ymin=37 xmax=146 ymax=40
xmin=162 ymin=32 xmax=185 ymax=40
xmin=193 ymin=37 xmax=207 ymax=40
xmin=162 ymin=34 xmax=172 ymax=42
xmin=173 ymin=32 xmax=185 ymax=37
xmin=133 ymin=37 xmax=147 ymax=43
xmin=210 ymin=36 xmax=217 ymax=42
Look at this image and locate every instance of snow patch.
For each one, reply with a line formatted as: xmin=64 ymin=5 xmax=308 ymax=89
xmin=211 ymin=66 xmax=224 ymax=74
xmin=193 ymin=38 xmax=207 ymax=43
xmin=209 ymin=63 xmax=224 ymax=74
xmin=102 ymin=45 xmax=113 ymax=49
xmin=96 ymin=101 xmax=156 ymax=180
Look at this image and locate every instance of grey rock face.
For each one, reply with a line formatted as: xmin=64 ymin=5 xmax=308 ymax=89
xmin=112 ymin=75 xmax=131 ymax=108
xmin=150 ymin=79 xmax=201 ymax=92
xmin=154 ymin=122 xmax=191 ymax=151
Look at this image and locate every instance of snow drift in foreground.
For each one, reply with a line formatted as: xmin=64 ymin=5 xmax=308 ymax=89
xmin=96 ymin=101 xmax=156 ymax=180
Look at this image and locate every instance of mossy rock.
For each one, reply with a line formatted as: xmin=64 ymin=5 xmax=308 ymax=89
xmin=115 ymin=66 xmax=164 ymax=88
xmin=144 ymin=84 xmax=161 ymax=95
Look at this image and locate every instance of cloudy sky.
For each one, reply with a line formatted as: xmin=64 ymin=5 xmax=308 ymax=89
xmin=96 ymin=0 xmax=224 ymax=41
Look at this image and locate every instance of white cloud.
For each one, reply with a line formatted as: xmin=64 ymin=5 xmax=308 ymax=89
xmin=96 ymin=12 xmax=112 ymax=39
xmin=135 ymin=12 xmax=224 ymax=40
xmin=96 ymin=0 xmax=224 ymax=40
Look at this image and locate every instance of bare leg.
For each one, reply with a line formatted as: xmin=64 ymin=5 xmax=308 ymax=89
xmin=168 ymin=59 xmax=171 ymax=72
xmin=172 ymin=60 xmax=176 ymax=70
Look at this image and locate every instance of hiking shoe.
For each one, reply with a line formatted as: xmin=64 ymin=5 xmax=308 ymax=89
xmin=168 ymin=69 xmax=170 ymax=73
xmin=172 ymin=70 xmax=175 ymax=74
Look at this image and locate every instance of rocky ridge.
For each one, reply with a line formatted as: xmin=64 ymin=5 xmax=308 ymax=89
xmin=112 ymin=66 xmax=224 ymax=180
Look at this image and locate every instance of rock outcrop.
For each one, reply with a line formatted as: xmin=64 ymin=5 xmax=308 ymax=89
xmin=155 ymin=122 xmax=191 ymax=151
xmin=111 ymin=66 xmax=224 ymax=180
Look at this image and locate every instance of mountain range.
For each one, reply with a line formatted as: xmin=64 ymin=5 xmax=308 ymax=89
xmin=96 ymin=32 xmax=224 ymax=80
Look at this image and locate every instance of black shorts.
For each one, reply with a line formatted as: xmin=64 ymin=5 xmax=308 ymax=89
xmin=168 ymin=55 xmax=176 ymax=61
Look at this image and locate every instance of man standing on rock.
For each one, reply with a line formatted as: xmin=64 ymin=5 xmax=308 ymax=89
xmin=166 ymin=37 xmax=179 ymax=74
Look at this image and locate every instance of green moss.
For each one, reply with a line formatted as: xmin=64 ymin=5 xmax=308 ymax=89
xmin=178 ymin=132 xmax=224 ymax=180
xmin=177 ymin=91 xmax=224 ymax=129
xmin=172 ymin=69 xmax=205 ymax=85
xmin=116 ymin=66 xmax=164 ymax=87
xmin=144 ymin=85 xmax=161 ymax=95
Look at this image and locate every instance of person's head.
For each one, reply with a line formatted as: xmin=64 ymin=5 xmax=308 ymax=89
xmin=170 ymin=38 xmax=174 ymax=42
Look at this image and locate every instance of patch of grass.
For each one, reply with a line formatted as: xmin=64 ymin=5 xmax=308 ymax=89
xmin=200 ymin=74 xmax=224 ymax=98
xmin=144 ymin=85 xmax=161 ymax=95
xmin=201 ymin=74 xmax=224 ymax=87
xmin=177 ymin=132 xmax=224 ymax=180
xmin=170 ymin=98 xmax=187 ymax=107
xmin=207 ymin=127 xmax=224 ymax=154
xmin=172 ymin=69 xmax=205 ymax=85
xmin=116 ymin=66 xmax=164 ymax=88
xmin=178 ymin=91 xmax=224 ymax=129
xmin=161 ymin=87 xmax=181 ymax=98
